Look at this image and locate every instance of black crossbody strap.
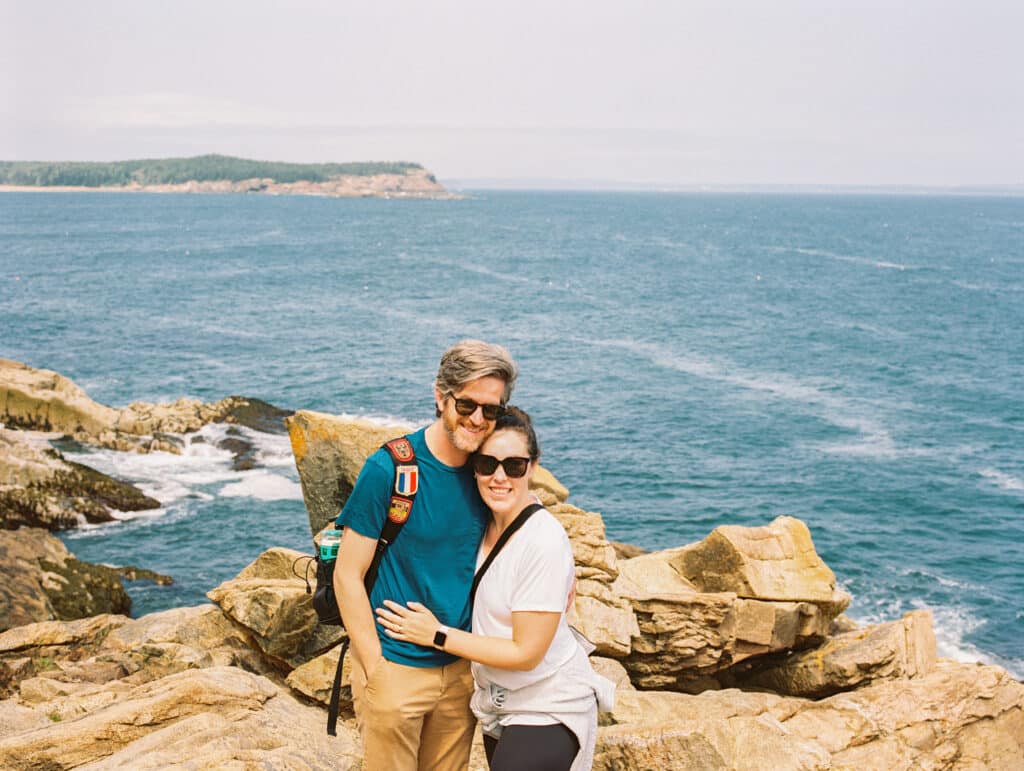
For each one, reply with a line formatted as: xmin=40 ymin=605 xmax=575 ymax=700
xmin=470 ymin=502 xmax=544 ymax=604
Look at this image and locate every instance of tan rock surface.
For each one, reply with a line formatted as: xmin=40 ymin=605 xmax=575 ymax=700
xmin=0 ymin=665 xmax=361 ymax=770
xmin=99 ymin=604 xmax=271 ymax=682
xmin=615 ymin=540 xmax=849 ymax=690
xmin=675 ymin=515 xmax=838 ymax=602
xmin=286 ymin=643 xmax=351 ymax=708
xmin=206 ymin=547 xmax=344 ymax=669
xmin=593 ymin=660 xmax=1024 ymax=770
xmin=286 ymin=409 xmax=410 ymax=535
xmin=0 ymin=614 xmax=130 ymax=699
xmin=727 ymin=609 xmax=937 ymax=697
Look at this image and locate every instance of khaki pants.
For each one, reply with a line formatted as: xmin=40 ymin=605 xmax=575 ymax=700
xmin=351 ymin=655 xmax=476 ymax=771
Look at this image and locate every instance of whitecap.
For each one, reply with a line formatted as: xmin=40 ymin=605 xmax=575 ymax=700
xmin=579 ymin=335 xmax=925 ymax=458
xmin=219 ymin=470 xmax=304 ymax=501
xmin=790 ymin=247 xmax=924 ymax=271
xmin=979 ymin=468 xmax=1024 ymax=492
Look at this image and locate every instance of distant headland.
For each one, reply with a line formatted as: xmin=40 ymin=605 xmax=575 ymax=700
xmin=0 ymin=154 xmax=455 ymax=198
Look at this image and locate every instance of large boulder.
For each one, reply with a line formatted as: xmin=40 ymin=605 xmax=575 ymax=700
xmin=0 ymin=528 xmax=132 ymax=632
xmin=206 ymin=547 xmax=344 ymax=669
xmin=0 ymin=428 xmax=160 ymax=529
xmin=675 ymin=515 xmax=839 ymax=602
xmin=286 ymin=409 xmax=409 ymax=536
xmin=724 ymin=610 xmax=937 ymax=697
xmin=613 ymin=529 xmax=849 ymax=691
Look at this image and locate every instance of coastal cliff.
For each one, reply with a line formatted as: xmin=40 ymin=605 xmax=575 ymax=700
xmin=0 ymin=155 xmax=455 ymax=199
xmin=0 ymin=362 xmax=1022 ymax=769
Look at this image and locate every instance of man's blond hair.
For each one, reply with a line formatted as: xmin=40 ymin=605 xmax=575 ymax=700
xmin=435 ymin=340 xmax=518 ymax=405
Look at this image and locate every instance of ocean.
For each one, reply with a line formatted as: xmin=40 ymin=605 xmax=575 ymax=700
xmin=1 ymin=190 xmax=1021 ymax=678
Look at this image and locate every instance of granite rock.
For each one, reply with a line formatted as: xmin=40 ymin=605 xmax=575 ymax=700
xmin=0 ymin=528 xmax=131 ymax=633
xmin=206 ymin=547 xmax=344 ymax=670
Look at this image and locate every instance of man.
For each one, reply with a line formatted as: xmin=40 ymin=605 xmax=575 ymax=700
xmin=333 ymin=339 xmax=519 ymax=771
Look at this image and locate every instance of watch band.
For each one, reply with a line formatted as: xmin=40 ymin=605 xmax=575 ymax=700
xmin=433 ymin=625 xmax=450 ymax=649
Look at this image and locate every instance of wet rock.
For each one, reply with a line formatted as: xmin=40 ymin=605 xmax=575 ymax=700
xmin=0 ymin=428 xmax=159 ymax=530
xmin=0 ymin=528 xmax=132 ymax=632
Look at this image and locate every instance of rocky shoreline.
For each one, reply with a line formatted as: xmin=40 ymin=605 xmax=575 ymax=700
xmin=0 ymin=168 xmax=457 ymax=199
xmin=1 ymin=361 xmax=1022 ymax=769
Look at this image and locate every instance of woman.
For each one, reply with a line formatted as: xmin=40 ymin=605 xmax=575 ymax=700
xmin=376 ymin=407 xmax=613 ymax=771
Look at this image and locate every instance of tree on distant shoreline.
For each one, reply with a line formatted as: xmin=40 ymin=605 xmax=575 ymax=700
xmin=0 ymin=155 xmax=423 ymax=187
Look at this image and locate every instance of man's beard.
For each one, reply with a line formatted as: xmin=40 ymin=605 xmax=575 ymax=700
xmin=442 ymin=408 xmax=488 ymax=453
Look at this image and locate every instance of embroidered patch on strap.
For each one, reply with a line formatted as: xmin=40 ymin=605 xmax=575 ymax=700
xmin=386 ymin=438 xmax=414 ymax=462
xmin=394 ymin=465 xmax=418 ymax=496
xmin=388 ymin=496 xmax=412 ymax=524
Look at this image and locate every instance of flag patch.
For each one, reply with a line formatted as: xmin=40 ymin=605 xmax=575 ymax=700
xmin=395 ymin=465 xmax=419 ymax=496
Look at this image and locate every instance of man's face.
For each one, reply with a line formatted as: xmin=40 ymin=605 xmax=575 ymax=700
xmin=437 ymin=375 xmax=507 ymax=454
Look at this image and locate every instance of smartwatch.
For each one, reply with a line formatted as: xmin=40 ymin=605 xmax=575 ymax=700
xmin=433 ymin=625 xmax=450 ymax=649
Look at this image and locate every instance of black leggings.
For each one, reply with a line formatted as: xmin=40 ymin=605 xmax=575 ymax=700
xmin=483 ymin=723 xmax=580 ymax=770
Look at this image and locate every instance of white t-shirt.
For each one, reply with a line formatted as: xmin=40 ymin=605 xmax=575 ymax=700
xmin=471 ymin=508 xmax=578 ymax=691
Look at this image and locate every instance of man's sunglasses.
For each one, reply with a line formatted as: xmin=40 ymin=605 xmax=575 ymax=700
xmin=472 ymin=453 xmax=531 ymax=479
xmin=449 ymin=395 xmax=505 ymax=421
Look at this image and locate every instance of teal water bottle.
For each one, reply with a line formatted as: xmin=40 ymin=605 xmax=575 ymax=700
xmin=319 ymin=529 xmax=342 ymax=562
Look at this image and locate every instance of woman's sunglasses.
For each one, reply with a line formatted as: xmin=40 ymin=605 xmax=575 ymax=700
xmin=449 ymin=395 xmax=505 ymax=421
xmin=472 ymin=453 xmax=531 ymax=478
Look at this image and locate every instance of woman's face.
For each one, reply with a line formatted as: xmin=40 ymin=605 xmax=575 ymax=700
xmin=474 ymin=428 xmax=533 ymax=518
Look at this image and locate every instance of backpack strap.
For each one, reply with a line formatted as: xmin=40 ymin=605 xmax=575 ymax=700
xmin=363 ymin=436 xmax=418 ymax=589
xmin=327 ymin=435 xmax=418 ymax=736
xmin=470 ymin=502 xmax=543 ymax=604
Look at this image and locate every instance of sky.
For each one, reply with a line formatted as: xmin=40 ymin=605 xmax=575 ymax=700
xmin=2 ymin=0 xmax=1023 ymax=187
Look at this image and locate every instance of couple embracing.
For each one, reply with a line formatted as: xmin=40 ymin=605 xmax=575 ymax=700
xmin=333 ymin=340 xmax=613 ymax=771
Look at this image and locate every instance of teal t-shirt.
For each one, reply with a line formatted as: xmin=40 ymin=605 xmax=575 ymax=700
xmin=336 ymin=427 xmax=488 ymax=667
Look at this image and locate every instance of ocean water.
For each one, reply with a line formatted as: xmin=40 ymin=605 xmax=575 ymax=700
xmin=1 ymin=190 xmax=1022 ymax=678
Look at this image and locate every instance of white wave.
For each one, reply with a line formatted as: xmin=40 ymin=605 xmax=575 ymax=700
xmin=57 ymin=422 xmax=307 ymax=526
xmin=329 ymin=411 xmax=420 ymax=431
xmin=791 ymin=247 xmax=923 ymax=271
xmin=979 ymin=468 xmax=1024 ymax=492
xmin=951 ymin=280 xmax=1024 ymax=294
xmin=219 ymin=470 xmax=304 ymax=501
xmin=581 ymin=336 xmax=917 ymax=456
